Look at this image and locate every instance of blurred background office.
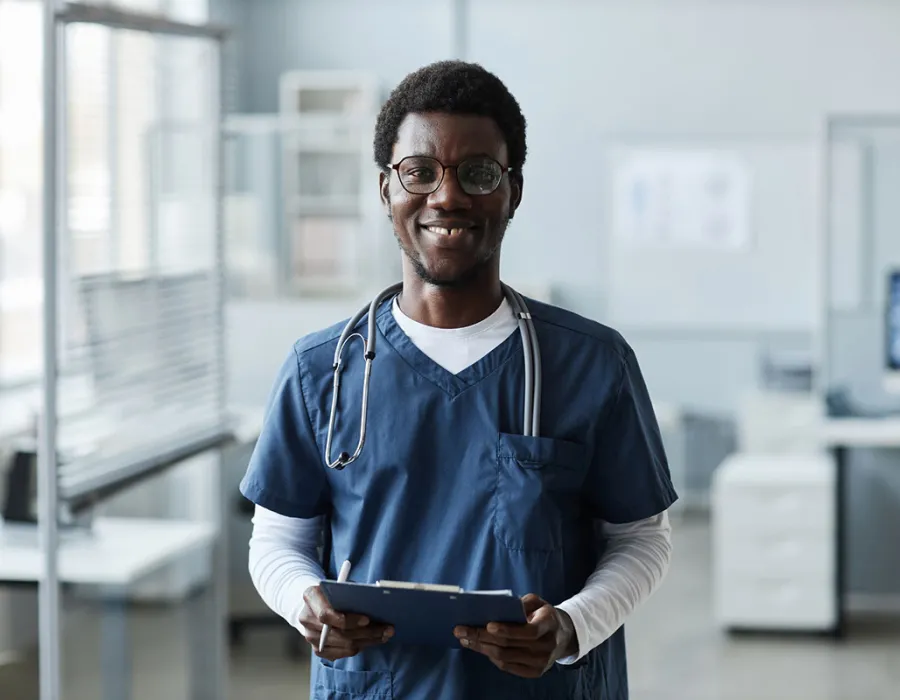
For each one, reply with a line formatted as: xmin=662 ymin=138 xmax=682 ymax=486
xmin=1 ymin=1 xmax=900 ymax=699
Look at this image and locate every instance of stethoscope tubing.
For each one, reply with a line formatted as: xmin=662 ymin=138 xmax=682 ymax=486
xmin=325 ymin=282 xmax=540 ymax=469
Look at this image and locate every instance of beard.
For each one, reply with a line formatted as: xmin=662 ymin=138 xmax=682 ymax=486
xmin=392 ymin=220 xmax=509 ymax=288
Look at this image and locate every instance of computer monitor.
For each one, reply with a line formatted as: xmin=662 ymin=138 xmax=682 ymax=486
xmin=886 ymin=270 xmax=900 ymax=394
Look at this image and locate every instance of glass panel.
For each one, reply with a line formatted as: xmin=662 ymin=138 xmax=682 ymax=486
xmin=67 ymin=23 xmax=112 ymax=275
xmin=61 ymin=25 xmax=223 ymax=467
xmin=115 ymin=29 xmax=157 ymax=274
xmin=56 ymin=20 xmax=224 ymax=700
xmin=0 ymin=0 xmax=42 ymax=384
xmin=825 ymin=119 xmax=900 ymax=414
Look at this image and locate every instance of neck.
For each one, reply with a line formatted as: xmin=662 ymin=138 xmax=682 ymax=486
xmin=397 ymin=264 xmax=503 ymax=329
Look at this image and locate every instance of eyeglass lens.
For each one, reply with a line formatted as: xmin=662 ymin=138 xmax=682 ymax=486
xmin=396 ymin=156 xmax=504 ymax=195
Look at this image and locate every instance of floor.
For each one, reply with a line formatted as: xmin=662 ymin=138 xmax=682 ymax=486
xmin=2 ymin=515 xmax=898 ymax=699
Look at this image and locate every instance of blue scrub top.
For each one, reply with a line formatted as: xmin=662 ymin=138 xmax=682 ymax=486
xmin=240 ymin=295 xmax=677 ymax=700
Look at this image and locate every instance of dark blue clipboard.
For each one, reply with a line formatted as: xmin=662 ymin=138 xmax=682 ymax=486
xmin=320 ymin=581 xmax=527 ymax=647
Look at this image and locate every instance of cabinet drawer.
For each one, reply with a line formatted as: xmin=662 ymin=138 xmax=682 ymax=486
xmin=716 ymin=575 xmax=836 ymax=629
xmin=715 ymin=486 xmax=834 ymax=537
xmin=715 ymin=534 xmax=834 ymax=580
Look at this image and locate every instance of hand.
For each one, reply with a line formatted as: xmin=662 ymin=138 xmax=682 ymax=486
xmin=299 ymin=585 xmax=394 ymax=661
xmin=454 ymin=593 xmax=578 ymax=678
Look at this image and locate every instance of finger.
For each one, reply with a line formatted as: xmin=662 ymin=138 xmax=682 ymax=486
xmin=304 ymin=624 xmax=394 ymax=647
xmin=521 ymin=593 xmax=547 ymax=617
xmin=314 ymin=640 xmax=371 ymax=662
xmin=324 ymin=624 xmax=394 ymax=643
xmin=458 ymin=637 xmax=548 ymax=677
xmin=523 ymin=605 xmax=558 ymax=638
xmin=313 ymin=634 xmax=395 ymax=662
xmin=482 ymin=605 xmax=557 ymax=641
xmin=454 ymin=626 xmax=548 ymax=649
xmin=306 ymin=626 xmax=395 ymax=658
xmin=481 ymin=622 xmax=542 ymax=641
xmin=302 ymin=586 xmax=342 ymax=627
xmin=303 ymin=586 xmax=371 ymax=630
xmin=490 ymin=661 xmax=546 ymax=679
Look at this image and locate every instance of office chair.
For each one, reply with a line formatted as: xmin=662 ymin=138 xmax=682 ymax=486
xmin=1 ymin=450 xmax=35 ymax=524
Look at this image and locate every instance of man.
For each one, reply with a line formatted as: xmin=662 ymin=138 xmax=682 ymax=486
xmin=240 ymin=61 xmax=676 ymax=699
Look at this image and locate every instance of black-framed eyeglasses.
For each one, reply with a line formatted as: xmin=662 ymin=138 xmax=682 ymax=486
xmin=389 ymin=155 xmax=513 ymax=196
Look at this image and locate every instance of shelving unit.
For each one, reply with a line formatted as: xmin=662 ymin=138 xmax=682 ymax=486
xmin=278 ymin=70 xmax=381 ymax=295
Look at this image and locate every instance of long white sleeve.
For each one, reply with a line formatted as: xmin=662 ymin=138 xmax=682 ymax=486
xmin=556 ymin=511 xmax=673 ymax=664
xmin=247 ymin=505 xmax=325 ymax=633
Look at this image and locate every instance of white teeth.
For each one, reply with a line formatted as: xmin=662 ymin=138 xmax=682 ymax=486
xmin=426 ymin=226 xmax=467 ymax=236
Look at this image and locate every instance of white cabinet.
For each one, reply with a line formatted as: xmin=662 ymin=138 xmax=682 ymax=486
xmin=711 ymin=452 xmax=837 ymax=631
xmin=278 ymin=70 xmax=387 ymax=294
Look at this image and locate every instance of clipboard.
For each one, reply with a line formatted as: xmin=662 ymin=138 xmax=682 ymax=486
xmin=320 ymin=580 xmax=527 ymax=647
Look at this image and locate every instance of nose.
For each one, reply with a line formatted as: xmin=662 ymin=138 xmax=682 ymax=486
xmin=427 ymin=166 xmax=473 ymax=211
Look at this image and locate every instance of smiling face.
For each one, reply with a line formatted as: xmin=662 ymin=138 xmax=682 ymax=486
xmin=379 ymin=112 xmax=523 ymax=288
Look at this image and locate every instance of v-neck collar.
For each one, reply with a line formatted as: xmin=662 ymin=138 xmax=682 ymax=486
xmin=374 ymin=295 xmax=522 ymax=398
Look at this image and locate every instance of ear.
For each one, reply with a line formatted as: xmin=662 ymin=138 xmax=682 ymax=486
xmin=379 ymin=170 xmax=392 ymax=217
xmin=509 ymin=173 xmax=523 ymax=219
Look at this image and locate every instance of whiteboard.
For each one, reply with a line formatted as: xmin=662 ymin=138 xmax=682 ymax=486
xmin=614 ymin=150 xmax=751 ymax=251
xmin=605 ymin=140 xmax=820 ymax=332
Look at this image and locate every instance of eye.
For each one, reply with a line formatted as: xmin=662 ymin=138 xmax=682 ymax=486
xmin=460 ymin=160 xmax=500 ymax=186
xmin=468 ymin=167 xmax=494 ymax=183
xmin=404 ymin=167 xmax=437 ymax=182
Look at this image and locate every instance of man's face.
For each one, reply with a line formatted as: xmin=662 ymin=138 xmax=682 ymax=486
xmin=379 ymin=112 xmax=522 ymax=287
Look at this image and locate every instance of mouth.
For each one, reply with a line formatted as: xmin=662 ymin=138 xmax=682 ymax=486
xmin=418 ymin=223 xmax=479 ymax=250
xmin=420 ymin=223 xmax=477 ymax=237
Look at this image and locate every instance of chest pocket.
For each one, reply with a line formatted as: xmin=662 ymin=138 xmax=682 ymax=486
xmin=493 ymin=432 xmax=589 ymax=553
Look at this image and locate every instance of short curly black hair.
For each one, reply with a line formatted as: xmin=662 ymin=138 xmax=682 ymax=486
xmin=373 ymin=60 xmax=527 ymax=176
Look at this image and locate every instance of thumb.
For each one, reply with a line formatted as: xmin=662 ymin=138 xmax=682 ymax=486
xmin=526 ymin=604 xmax=557 ymax=638
xmin=521 ymin=593 xmax=546 ymax=617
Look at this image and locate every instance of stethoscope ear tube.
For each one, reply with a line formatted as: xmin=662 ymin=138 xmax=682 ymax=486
xmin=502 ymin=284 xmax=541 ymax=438
xmin=325 ymin=283 xmax=403 ymax=469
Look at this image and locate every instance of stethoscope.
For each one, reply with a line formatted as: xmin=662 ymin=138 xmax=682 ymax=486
xmin=324 ymin=282 xmax=543 ymax=470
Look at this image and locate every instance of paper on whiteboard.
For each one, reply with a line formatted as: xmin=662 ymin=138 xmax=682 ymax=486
xmin=613 ymin=150 xmax=751 ymax=249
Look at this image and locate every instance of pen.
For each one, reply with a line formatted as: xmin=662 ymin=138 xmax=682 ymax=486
xmin=319 ymin=559 xmax=352 ymax=653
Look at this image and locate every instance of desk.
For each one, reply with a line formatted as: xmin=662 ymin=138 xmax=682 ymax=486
xmin=818 ymin=417 xmax=900 ymax=637
xmin=819 ymin=417 xmax=900 ymax=448
xmin=0 ymin=378 xmax=264 ymax=515
xmin=0 ymin=517 xmax=218 ymax=700
xmin=0 ymin=374 xmax=95 ymax=445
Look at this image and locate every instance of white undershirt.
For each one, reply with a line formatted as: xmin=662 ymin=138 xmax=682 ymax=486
xmin=248 ymin=298 xmax=672 ymax=664
xmin=391 ymin=296 xmax=519 ymax=374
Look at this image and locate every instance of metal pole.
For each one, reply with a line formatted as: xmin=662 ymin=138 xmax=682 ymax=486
xmin=39 ymin=0 xmax=62 ymax=699
xmin=816 ymin=117 xmax=834 ymax=398
xmin=109 ymin=31 xmax=120 ymax=271
xmin=212 ymin=35 xmax=230 ymax=700
xmin=860 ymin=141 xmax=876 ymax=310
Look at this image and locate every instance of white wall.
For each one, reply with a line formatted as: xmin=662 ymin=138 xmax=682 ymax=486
xmin=237 ymin=0 xmax=456 ymax=113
